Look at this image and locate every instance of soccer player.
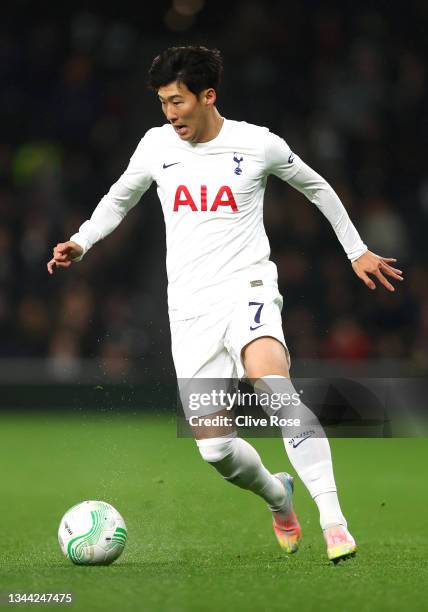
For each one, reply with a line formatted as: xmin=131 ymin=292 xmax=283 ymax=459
xmin=47 ymin=46 xmax=403 ymax=562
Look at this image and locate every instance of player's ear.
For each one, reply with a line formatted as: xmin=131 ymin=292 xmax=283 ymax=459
xmin=202 ymin=88 xmax=216 ymax=106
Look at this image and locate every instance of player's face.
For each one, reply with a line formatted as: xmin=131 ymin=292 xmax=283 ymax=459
xmin=158 ymin=81 xmax=214 ymax=143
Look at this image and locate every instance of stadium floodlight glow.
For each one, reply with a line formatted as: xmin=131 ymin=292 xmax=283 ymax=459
xmin=164 ymin=8 xmax=195 ymax=32
xmin=173 ymin=0 xmax=205 ymax=17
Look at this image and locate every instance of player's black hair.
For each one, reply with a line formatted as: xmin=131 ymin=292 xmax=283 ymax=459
xmin=148 ymin=46 xmax=223 ymax=94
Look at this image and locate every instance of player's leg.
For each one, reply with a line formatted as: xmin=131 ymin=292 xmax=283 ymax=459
xmin=227 ymin=283 xmax=355 ymax=559
xmin=194 ymin=419 xmax=290 ymax=510
xmin=242 ymin=337 xmax=346 ymax=527
xmin=242 ymin=336 xmax=356 ymax=560
xmin=171 ymin=313 xmax=292 ymax=523
xmin=192 ymin=413 xmax=299 ymax=553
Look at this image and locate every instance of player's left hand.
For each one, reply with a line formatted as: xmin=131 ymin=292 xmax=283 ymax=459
xmin=351 ymin=250 xmax=404 ymax=292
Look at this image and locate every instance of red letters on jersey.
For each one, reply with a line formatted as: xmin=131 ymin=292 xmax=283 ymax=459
xmin=173 ymin=185 xmax=238 ymax=212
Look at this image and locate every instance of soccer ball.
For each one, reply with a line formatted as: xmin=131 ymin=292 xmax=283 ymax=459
xmin=58 ymin=500 xmax=127 ymax=565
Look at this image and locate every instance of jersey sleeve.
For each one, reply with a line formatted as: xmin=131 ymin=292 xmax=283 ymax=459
xmin=70 ymin=131 xmax=155 ymax=259
xmin=264 ymin=129 xmax=367 ymax=261
xmin=264 ymin=130 xmax=303 ymax=181
xmin=286 ymin=161 xmax=368 ymax=261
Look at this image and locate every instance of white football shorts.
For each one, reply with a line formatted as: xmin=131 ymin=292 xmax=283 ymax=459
xmin=171 ymin=281 xmax=290 ymax=418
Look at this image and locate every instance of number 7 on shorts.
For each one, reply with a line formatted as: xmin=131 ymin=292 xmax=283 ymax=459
xmin=249 ymin=301 xmax=264 ymax=331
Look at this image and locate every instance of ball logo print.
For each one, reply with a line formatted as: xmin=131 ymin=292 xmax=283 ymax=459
xmin=58 ymin=501 xmax=127 ymax=565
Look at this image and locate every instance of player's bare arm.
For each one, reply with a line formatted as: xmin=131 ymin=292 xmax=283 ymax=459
xmin=47 ymin=241 xmax=83 ymax=275
xmin=351 ymin=250 xmax=404 ymax=291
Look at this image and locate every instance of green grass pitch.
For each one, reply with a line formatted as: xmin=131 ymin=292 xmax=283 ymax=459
xmin=1 ymin=412 xmax=427 ymax=612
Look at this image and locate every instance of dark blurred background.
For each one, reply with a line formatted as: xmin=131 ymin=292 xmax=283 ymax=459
xmin=1 ymin=0 xmax=427 ymax=386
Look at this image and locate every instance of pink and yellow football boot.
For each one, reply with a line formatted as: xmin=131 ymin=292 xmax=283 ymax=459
xmin=323 ymin=525 xmax=357 ymax=563
xmin=271 ymin=472 xmax=301 ymax=554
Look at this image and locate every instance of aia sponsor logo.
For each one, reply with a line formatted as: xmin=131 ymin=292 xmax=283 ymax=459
xmin=173 ymin=185 xmax=238 ymax=212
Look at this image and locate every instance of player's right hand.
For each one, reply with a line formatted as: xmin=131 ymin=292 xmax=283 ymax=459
xmin=47 ymin=241 xmax=83 ymax=275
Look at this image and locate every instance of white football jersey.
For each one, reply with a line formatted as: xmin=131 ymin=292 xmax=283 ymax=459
xmin=116 ymin=119 xmax=300 ymax=320
xmin=71 ymin=118 xmax=367 ymax=320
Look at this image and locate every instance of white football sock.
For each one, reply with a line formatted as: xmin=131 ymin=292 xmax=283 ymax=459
xmin=196 ymin=434 xmax=287 ymax=511
xmin=255 ymin=376 xmax=347 ymax=529
xmin=314 ymin=491 xmax=347 ymax=530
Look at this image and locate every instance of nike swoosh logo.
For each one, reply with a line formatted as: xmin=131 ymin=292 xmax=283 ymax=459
xmin=163 ymin=162 xmax=180 ymax=169
xmin=288 ymin=153 xmax=294 ymax=163
xmin=292 ymin=434 xmax=312 ymax=448
xmin=250 ymin=324 xmax=265 ymax=331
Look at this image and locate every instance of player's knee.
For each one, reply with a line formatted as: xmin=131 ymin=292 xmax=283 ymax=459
xmin=196 ymin=435 xmax=236 ymax=464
